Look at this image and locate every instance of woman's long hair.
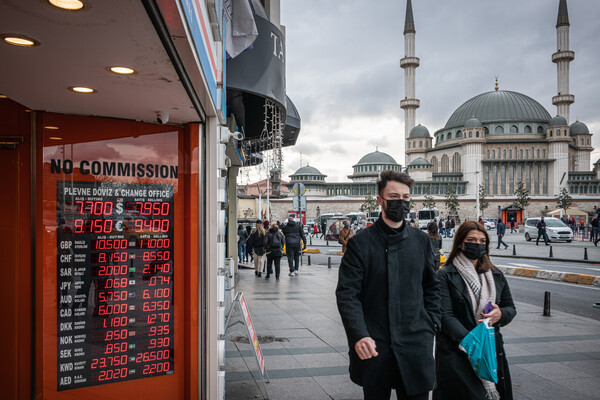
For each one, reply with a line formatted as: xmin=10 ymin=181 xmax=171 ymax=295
xmin=445 ymin=220 xmax=494 ymax=272
xmin=255 ymin=223 xmax=265 ymax=236
xmin=427 ymin=221 xmax=440 ymax=240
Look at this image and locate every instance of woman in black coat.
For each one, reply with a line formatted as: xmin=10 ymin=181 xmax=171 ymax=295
xmin=435 ymin=220 xmax=516 ymax=400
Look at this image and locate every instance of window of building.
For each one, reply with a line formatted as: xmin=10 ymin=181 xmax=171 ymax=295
xmin=525 ymin=150 xmax=529 ymax=158
xmin=510 ymin=125 xmax=518 ymax=133
xmin=453 ymin=153 xmax=461 ymax=173
xmin=580 ymin=137 xmax=584 ymax=145
xmin=495 ymin=126 xmax=504 ymax=134
xmin=492 ymin=150 xmax=495 ymax=159
xmin=542 ymin=149 xmax=546 ymax=158
xmin=509 ymin=150 xmax=512 ymax=159
xmin=457 ymin=130 xmax=462 ymax=138
xmin=484 ymin=127 xmax=489 ymax=135
xmin=534 ymin=164 xmax=539 ymax=194
xmin=476 ymin=131 xmax=480 ymax=137
xmin=503 ymin=150 xmax=506 ymax=159
xmin=487 ymin=150 xmax=490 ymax=159
xmin=469 ymin=131 xmax=472 ymax=138
xmin=501 ymin=165 xmax=506 ymax=194
xmin=419 ymin=140 xmax=423 ymax=148
xmin=509 ymin=164 xmax=514 ymax=193
xmin=587 ymin=138 xmax=591 ymax=145
xmin=484 ymin=165 xmax=489 ymax=194
xmin=525 ymin=164 xmax=531 ymax=191
xmin=557 ymin=129 xmax=561 ymax=136
xmin=550 ymin=130 xmax=553 ymax=137
xmin=492 ymin=165 xmax=498 ymax=195
xmin=524 ymin=125 xmax=532 ymax=133
xmin=520 ymin=150 xmax=523 ymax=159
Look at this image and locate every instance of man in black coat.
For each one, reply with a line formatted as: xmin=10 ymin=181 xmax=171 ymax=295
xmin=282 ymin=215 xmax=306 ymax=276
xmin=336 ymin=170 xmax=441 ymax=400
xmin=536 ymin=217 xmax=549 ymax=246
xmin=496 ymin=219 xmax=508 ymax=249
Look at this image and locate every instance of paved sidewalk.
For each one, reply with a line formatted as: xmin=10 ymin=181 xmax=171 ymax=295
xmin=225 ymin=261 xmax=600 ymax=400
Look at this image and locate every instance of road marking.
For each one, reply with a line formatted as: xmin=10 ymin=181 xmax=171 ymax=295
xmin=510 ymin=263 xmax=542 ymax=269
xmin=505 ymin=275 xmax=600 ymax=290
xmin=584 ymin=267 xmax=600 ymax=272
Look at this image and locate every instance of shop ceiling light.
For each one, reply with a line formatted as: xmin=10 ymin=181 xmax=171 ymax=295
xmin=0 ymin=94 xmax=7 ymax=98
xmin=49 ymin=137 xmax=63 ymax=140
xmin=48 ymin=0 xmax=84 ymax=10
xmin=108 ymin=66 xmax=136 ymax=75
xmin=45 ymin=126 xmax=60 ymax=130
xmin=69 ymin=86 xmax=96 ymax=94
xmin=1 ymin=34 xmax=40 ymax=47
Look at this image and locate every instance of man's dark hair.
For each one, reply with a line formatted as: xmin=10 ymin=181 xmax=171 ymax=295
xmin=376 ymin=170 xmax=414 ymax=195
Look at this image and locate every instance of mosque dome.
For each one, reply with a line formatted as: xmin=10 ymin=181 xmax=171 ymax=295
xmin=444 ymin=90 xmax=552 ymax=130
xmin=291 ymin=165 xmax=324 ymax=176
xmin=409 ymin=124 xmax=431 ymax=138
xmin=289 ymin=165 xmax=326 ymax=182
xmin=549 ymin=115 xmax=568 ymax=127
xmin=356 ymin=149 xmax=398 ymax=165
xmin=570 ymin=121 xmax=589 ymax=134
xmin=408 ymin=157 xmax=432 ymax=168
xmin=464 ymin=117 xmax=483 ymax=128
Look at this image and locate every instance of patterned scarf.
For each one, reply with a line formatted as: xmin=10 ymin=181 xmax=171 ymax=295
xmin=454 ymin=253 xmax=500 ymax=400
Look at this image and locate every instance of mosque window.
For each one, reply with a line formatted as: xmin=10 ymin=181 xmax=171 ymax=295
xmin=537 ymin=149 xmax=540 ymax=158
xmin=557 ymin=129 xmax=561 ymax=136
xmin=525 ymin=150 xmax=529 ymax=158
xmin=476 ymin=131 xmax=480 ymax=137
xmin=510 ymin=125 xmax=518 ymax=133
xmin=457 ymin=130 xmax=462 ymax=138
xmin=580 ymin=138 xmax=584 ymax=145
xmin=492 ymin=150 xmax=495 ymax=159
xmin=542 ymin=149 xmax=546 ymax=158
xmin=448 ymin=132 xmax=453 ymax=140
xmin=441 ymin=134 xmax=445 ymax=141
xmin=468 ymin=131 xmax=472 ymax=138
xmin=484 ymin=127 xmax=489 ymax=135
xmin=588 ymin=138 xmax=591 ymax=145
xmin=509 ymin=150 xmax=512 ymax=159
xmin=550 ymin=130 xmax=553 ymax=137
xmin=453 ymin=153 xmax=461 ymax=173
xmin=419 ymin=141 xmax=423 ymax=148
xmin=520 ymin=150 xmax=523 ymax=159
xmin=503 ymin=150 xmax=506 ymax=159
xmin=441 ymin=155 xmax=449 ymax=173
xmin=524 ymin=125 xmax=532 ymax=133
xmin=487 ymin=150 xmax=490 ymax=159
xmin=495 ymin=126 xmax=504 ymax=134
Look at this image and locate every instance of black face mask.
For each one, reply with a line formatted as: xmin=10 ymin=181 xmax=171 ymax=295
xmin=383 ymin=199 xmax=411 ymax=223
xmin=462 ymin=242 xmax=487 ymax=260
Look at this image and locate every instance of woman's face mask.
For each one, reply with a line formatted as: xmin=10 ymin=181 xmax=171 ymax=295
xmin=462 ymin=242 xmax=487 ymax=260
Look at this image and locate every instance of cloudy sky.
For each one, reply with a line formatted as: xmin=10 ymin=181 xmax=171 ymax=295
xmin=241 ymin=0 xmax=600 ymax=184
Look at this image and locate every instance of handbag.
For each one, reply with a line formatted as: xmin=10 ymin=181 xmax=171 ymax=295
xmin=458 ymin=318 xmax=498 ymax=383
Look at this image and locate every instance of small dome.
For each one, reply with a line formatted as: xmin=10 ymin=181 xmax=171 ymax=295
xmin=409 ymin=157 xmax=432 ymax=166
xmin=356 ymin=150 xmax=398 ymax=165
xmin=409 ymin=124 xmax=430 ymax=138
xmin=570 ymin=121 xmax=589 ymax=134
xmin=549 ymin=115 xmax=568 ymax=127
xmin=290 ymin=165 xmax=325 ymax=176
xmin=465 ymin=117 xmax=483 ymax=128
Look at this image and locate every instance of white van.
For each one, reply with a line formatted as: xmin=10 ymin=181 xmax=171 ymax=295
xmin=524 ymin=217 xmax=573 ymax=242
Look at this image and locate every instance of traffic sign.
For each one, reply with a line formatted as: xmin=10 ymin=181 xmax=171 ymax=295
xmin=292 ymin=196 xmax=307 ymax=211
xmin=292 ymin=183 xmax=306 ymax=196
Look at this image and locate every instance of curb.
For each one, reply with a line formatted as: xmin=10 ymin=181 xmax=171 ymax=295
xmin=490 ymin=253 xmax=600 ymax=265
xmin=496 ymin=265 xmax=600 ymax=286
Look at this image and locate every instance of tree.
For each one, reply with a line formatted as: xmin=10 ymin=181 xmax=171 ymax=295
xmin=360 ymin=195 xmax=379 ymax=215
xmin=513 ymin=181 xmax=530 ymax=211
xmin=444 ymin=184 xmax=459 ymax=216
xmin=556 ymin=187 xmax=572 ymax=214
xmin=478 ymin=184 xmax=489 ymax=216
xmin=422 ymin=188 xmax=436 ymax=209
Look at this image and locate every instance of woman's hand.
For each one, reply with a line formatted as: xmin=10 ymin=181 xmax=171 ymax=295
xmin=480 ymin=303 xmax=502 ymax=325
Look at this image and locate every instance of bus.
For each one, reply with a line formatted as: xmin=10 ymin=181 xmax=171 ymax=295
xmin=417 ymin=208 xmax=439 ymax=230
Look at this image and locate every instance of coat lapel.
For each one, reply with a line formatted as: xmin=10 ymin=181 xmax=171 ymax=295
xmin=446 ymin=264 xmax=477 ymax=326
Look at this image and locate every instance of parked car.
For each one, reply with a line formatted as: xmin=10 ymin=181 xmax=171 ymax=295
xmin=482 ymin=218 xmax=496 ymax=230
xmin=524 ymin=217 xmax=573 ymax=242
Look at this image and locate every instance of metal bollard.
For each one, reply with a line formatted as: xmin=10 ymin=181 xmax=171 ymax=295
xmin=584 ymin=247 xmax=588 ymax=261
xmin=308 ymin=255 xmax=311 ymax=265
xmin=326 ymin=239 xmax=329 ymax=246
xmin=512 ymin=244 xmax=516 ymax=256
xmin=549 ymin=245 xmax=553 ymax=258
xmin=328 ymin=257 xmax=331 ymax=269
xmin=543 ymin=291 xmax=551 ymax=316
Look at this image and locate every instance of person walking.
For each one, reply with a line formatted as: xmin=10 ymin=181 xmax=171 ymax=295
xmin=445 ymin=217 xmax=451 ymax=238
xmin=313 ymin=223 xmax=319 ymax=238
xmin=281 ymin=215 xmax=306 ymax=276
xmin=237 ymin=224 xmax=248 ymax=263
xmin=338 ymin=220 xmax=354 ymax=254
xmin=245 ymin=225 xmax=253 ymax=262
xmin=336 ymin=170 xmax=440 ymax=400
xmin=438 ymin=218 xmax=444 ymax=236
xmin=536 ymin=217 xmax=549 ymax=246
xmin=496 ymin=218 xmax=509 ymax=249
xmin=427 ymin=221 xmax=443 ymax=269
xmin=320 ymin=220 xmax=327 ymax=239
xmin=510 ymin=217 xmax=516 ymax=233
xmin=264 ymin=224 xmax=284 ymax=281
xmin=434 ymin=220 xmax=516 ymax=400
xmin=248 ymin=221 xmax=267 ymax=277
xmin=590 ymin=216 xmax=598 ymax=243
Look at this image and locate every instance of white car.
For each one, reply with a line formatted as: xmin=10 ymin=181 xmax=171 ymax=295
xmin=482 ymin=219 xmax=496 ymax=230
xmin=524 ymin=217 xmax=573 ymax=242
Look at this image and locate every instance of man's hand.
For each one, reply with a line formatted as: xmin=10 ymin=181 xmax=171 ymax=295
xmin=354 ymin=337 xmax=378 ymax=360
xmin=480 ymin=303 xmax=503 ymax=325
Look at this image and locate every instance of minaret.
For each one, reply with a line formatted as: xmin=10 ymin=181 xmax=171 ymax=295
xmin=552 ymin=0 xmax=575 ymax=123
xmin=400 ymin=0 xmax=420 ymax=166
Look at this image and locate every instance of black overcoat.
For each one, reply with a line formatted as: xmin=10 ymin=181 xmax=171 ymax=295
xmin=434 ymin=263 xmax=516 ymax=400
xmin=336 ymin=217 xmax=441 ymax=395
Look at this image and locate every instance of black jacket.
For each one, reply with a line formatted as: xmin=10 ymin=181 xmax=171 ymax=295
xmin=281 ymin=220 xmax=306 ymax=247
xmin=336 ymin=217 xmax=441 ymax=395
xmin=237 ymin=227 xmax=248 ymax=244
xmin=264 ymin=228 xmax=285 ymax=257
xmin=434 ymin=263 xmax=516 ymax=400
xmin=536 ymin=220 xmax=547 ymax=233
xmin=248 ymin=230 xmax=266 ymax=255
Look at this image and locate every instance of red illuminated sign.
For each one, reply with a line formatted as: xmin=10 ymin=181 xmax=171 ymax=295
xmin=56 ymin=181 xmax=174 ymax=390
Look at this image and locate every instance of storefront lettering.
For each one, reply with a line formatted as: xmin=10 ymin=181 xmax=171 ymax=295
xmin=50 ymin=159 xmax=178 ymax=179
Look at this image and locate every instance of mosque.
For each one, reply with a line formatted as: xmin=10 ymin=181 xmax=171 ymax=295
xmin=273 ymin=0 xmax=599 ymax=223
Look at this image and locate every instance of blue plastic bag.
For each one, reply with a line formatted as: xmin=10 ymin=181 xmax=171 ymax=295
xmin=458 ymin=318 xmax=498 ymax=383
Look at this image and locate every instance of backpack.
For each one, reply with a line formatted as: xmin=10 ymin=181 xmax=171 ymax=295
xmin=270 ymin=233 xmax=282 ymax=251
